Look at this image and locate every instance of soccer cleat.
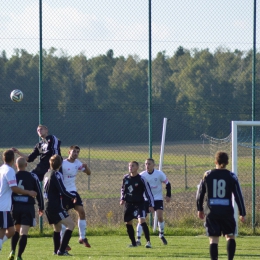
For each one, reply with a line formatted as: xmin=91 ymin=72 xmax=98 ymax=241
xmin=8 ymin=250 xmax=15 ymax=260
xmin=16 ymin=257 xmax=22 ymax=260
xmin=145 ymin=241 xmax=152 ymax=248
xmin=65 ymin=245 xmax=71 ymax=251
xmin=57 ymin=250 xmax=72 ymax=256
xmin=160 ymin=236 xmax=168 ymax=245
xmin=79 ymin=238 xmax=91 ymax=248
xmin=136 ymin=240 xmax=141 ymax=246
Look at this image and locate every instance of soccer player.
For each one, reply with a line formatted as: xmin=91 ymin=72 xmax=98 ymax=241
xmin=136 ymin=158 xmax=171 ymax=245
xmin=120 ymin=161 xmax=154 ymax=248
xmin=8 ymin=157 xmax=44 ymax=260
xmin=0 ymin=150 xmax=36 ymax=253
xmin=12 ymin=124 xmax=61 ymax=181
xmin=44 ymin=154 xmax=76 ymax=256
xmin=61 ymin=145 xmax=91 ymax=248
xmin=196 ymin=151 xmax=246 ymax=260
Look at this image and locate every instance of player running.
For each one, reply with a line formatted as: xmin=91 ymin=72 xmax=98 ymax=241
xmin=196 ymin=151 xmax=246 ymax=260
xmin=120 ymin=161 xmax=154 ymax=248
xmin=60 ymin=145 xmax=91 ymax=249
xmin=8 ymin=157 xmax=44 ymax=260
xmin=136 ymin=158 xmax=171 ymax=246
xmin=12 ymin=125 xmax=61 ymax=181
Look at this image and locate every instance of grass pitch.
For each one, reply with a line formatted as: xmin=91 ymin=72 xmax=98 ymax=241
xmin=1 ymin=235 xmax=259 ymax=259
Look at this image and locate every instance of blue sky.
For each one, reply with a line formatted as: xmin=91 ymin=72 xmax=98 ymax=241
xmin=1 ymin=0 xmax=259 ymax=58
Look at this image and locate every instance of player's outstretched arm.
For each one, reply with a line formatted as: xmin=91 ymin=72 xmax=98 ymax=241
xmin=11 ymin=147 xmax=29 ymax=161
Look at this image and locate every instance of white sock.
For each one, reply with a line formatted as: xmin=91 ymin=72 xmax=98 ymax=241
xmin=136 ymin=223 xmax=143 ymax=240
xmin=78 ymin=219 xmax=86 ymax=239
xmin=158 ymin=221 xmax=165 ymax=238
xmin=0 ymin=239 xmax=3 ymax=250
xmin=60 ymin=224 xmax=66 ymax=240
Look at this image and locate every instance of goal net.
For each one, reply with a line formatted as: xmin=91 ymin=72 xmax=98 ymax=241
xmin=201 ymin=121 xmax=260 ymax=234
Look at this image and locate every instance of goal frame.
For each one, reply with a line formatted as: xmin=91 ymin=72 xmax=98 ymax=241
xmin=231 ymin=121 xmax=260 ymax=234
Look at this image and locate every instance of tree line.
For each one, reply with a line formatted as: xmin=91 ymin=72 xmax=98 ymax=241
xmin=0 ymin=46 xmax=259 ymax=146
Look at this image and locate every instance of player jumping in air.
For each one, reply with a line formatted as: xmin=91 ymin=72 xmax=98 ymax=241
xmin=12 ymin=125 xmax=61 ymax=181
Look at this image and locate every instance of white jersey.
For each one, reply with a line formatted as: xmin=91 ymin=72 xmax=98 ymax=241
xmin=0 ymin=164 xmax=17 ymax=211
xmin=62 ymin=159 xmax=84 ymax=192
xmin=140 ymin=169 xmax=168 ymax=201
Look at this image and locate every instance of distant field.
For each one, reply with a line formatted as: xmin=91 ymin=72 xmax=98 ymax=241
xmin=1 ymin=143 xmax=260 ymax=232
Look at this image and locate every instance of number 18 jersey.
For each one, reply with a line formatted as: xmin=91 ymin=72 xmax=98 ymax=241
xmin=196 ymin=169 xmax=246 ymax=218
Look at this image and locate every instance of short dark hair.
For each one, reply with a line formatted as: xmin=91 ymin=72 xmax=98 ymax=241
xmin=3 ymin=149 xmax=14 ymax=163
xmin=146 ymin=158 xmax=155 ymax=164
xmin=49 ymin=154 xmax=62 ymax=170
xmin=129 ymin=161 xmax=139 ymax=167
xmin=215 ymin=151 xmax=229 ymax=167
xmin=69 ymin=145 xmax=80 ymax=151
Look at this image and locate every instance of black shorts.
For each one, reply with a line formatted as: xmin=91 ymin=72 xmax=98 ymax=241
xmin=145 ymin=200 xmax=163 ymax=213
xmin=0 ymin=211 xmax=14 ymax=229
xmin=124 ymin=202 xmax=147 ymax=222
xmin=62 ymin=191 xmax=83 ymax=211
xmin=11 ymin=204 xmax=36 ymax=227
xmin=32 ymin=165 xmax=49 ymax=181
xmin=205 ymin=216 xmax=236 ymax=237
xmin=45 ymin=202 xmax=69 ymax=225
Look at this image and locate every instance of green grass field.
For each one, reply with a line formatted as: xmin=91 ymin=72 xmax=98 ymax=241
xmin=1 ymin=235 xmax=260 ymax=259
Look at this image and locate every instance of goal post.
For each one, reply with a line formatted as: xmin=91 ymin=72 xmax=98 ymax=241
xmin=153 ymin=117 xmax=168 ymax=232
xmin=231 ymin=121 xmax=260 ymax=234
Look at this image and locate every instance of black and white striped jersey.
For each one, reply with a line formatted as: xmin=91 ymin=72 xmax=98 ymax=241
xmin=196 ymin=169 xmax=246 ymax=218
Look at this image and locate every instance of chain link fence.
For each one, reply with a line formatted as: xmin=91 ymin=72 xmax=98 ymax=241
xmin=1 ymin=0 xmax=260 ymax=234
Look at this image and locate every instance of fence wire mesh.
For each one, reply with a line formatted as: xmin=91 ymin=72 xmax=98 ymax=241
xmin=1 ymin=0 xmax=260 ymax=234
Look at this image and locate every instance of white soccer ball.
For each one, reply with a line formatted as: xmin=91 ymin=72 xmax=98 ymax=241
xmin=10 ymin=89 xmax=23 ymax=102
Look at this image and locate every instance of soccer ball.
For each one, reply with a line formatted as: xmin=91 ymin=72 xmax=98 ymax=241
xmin=10 ymin=89 xmax=23 ymax=102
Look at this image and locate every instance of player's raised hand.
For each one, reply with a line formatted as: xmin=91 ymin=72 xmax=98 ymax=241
xmin=11 ymin=147 xmax=19 ymax=153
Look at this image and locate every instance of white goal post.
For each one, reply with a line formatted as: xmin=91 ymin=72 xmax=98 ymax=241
xmin=153 ymin=117 xmax=168 ymax=232
xmin=231 ymin=121 xmax=260 ymax=234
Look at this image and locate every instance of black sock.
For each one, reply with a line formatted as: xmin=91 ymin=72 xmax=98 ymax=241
xmin=126 ymin=224 xmax=136 ymax=246
xmin=17 ymin=235 xmax=27 ymax=258
xmin=227 ymin=239 xmax=236 ymax=260
xmin=11 ymin=231 xmax=20 ymax=252
xmin=141 ymin=222 xmax=150 ymax=242
xmin=59 ymin=230 xmax=72 ymax=253
xmin=210 ymin=243 xmax=218 ymax=260
xmin=53 ymin=231 xmax=60 ymax=254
